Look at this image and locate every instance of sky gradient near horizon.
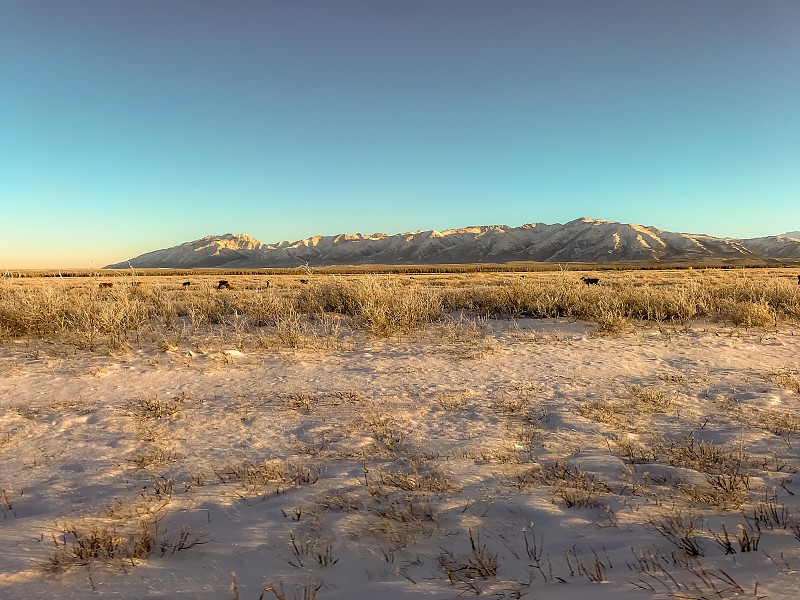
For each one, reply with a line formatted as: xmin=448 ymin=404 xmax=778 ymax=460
xmin=2 ymin=1 xmax=799 ymax=268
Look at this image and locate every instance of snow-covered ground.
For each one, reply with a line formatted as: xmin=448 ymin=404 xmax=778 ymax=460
xmin=2 ymin=318 xmax=800 ymax=599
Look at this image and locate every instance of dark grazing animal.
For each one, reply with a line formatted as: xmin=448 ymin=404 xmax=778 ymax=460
xmin=182 ymin=281 xmax=191 ymax=288
xmin=217 ymin=280 xmax=230 ymax=290
xmin=299 ymin=279 xmax=309 ymax=285
xmin=263 ymin=280 xmax=270 ymax=289
xmin=581 ymin=276 xmax=600 ymax=286
xmin=130 ymin=282 xmax=141 ymax=287
xmin=98 ymin=282 xmax=113 ymax=288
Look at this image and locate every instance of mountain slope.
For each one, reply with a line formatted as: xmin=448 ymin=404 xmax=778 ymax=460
xmin=106 ymin=218 xmax=800 ymax=268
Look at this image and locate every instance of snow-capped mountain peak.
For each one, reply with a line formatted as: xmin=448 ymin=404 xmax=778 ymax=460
xmin=106 ymin=219 xmax=800 ymax=268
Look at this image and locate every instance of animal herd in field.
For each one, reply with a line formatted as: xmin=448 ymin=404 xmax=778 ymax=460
xmin=96 ymin=279 xmax=272 ymax=290
xmin=93 ymin=274 xmax=800 ymax=290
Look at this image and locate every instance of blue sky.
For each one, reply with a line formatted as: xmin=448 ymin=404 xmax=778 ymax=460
xmin=1 ymin=1 xmax=798 ymax=268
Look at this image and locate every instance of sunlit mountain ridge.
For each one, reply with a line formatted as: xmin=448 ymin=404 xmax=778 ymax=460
xmin=106 ymin=218 xmax=800 ymax=268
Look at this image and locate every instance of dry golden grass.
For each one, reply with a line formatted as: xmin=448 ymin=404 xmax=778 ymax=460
xmin=1 ymin=268 xmax=799 ymax=350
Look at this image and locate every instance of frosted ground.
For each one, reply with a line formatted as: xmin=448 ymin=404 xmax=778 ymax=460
xmin=2 ymin=309 xmax=800 ymax=598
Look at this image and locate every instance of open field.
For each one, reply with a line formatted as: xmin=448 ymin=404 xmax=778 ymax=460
xmin=5 ymin=256 xmax=800 ymax=278
xmin=2 ymin=268 xmax=800 ymax=348
xmin=2 ymin=269 xmax=800 ymax=599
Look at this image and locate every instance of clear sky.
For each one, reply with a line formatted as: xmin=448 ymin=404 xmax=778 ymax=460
xmin=1 ymin=0 xmax=799 ymax=268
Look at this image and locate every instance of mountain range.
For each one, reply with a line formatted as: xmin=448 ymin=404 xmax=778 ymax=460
xmin=106 ymin=218 xmax=800 ymax=269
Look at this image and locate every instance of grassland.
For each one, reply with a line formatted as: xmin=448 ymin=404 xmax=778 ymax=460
xmin=2 ymin=267 xmax=800 ymax=599
xmin=1 ymin=267 xmax=799 ymax=351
